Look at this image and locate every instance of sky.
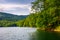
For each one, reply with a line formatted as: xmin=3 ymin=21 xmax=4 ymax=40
xmin=0 ymin=0 xmax=35 ymax=15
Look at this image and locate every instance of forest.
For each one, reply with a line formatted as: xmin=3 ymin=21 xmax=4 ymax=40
xmin=0 ymin=0 xmax=60 ymax=31
xmin=16 ymin=0 xmax=60 ymax=31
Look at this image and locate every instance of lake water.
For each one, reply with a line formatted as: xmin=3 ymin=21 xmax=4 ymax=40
xmin=0 ymin=27 xmax=60 ymax=40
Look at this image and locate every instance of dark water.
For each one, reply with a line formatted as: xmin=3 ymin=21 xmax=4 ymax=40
xmin=31 ymin=30 xmax=60 ymax=40
xmin=0 ymin=27 xmax=60 ymax=40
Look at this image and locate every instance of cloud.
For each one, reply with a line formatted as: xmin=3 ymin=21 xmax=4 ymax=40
xmin=0 ymin=0 xmax=34 ymax=15
xmin=0 ymin=4 xmax=31 ymax=10
xmin=0 ymin=4 xmax=31 ymax=15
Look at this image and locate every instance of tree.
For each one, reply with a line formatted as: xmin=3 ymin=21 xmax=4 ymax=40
xmin=31 ymin=0 xmax=60 ymax=30
xmin=32 ymin=0 xmax=44 ymax=12
xmin=17 ymin=0 xmax=60 ymax=30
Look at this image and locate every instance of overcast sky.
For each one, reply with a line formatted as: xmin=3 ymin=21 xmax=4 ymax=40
xmin=0 ymin=0 xmax=35 ymax=15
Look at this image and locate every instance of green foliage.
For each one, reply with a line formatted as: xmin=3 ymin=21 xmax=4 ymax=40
xmin=0 ymin=12 xmax=27 ymax=27
xmin=17 ymin=14 xmax=37 ymax=27
xmin=17 ymin=0 xmax=60 ymax=29
xmin=0 ymin=20 xmax=17 ymax=27
xmin=16 ymin=20 xmax=25 ymax=27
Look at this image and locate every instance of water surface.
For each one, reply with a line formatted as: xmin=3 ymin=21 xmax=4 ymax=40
xmin=0 ymin=27 xmax=36 ymax=40
xmin=0 ymin=27 xmax=60 ymax=40
xmin=31 ymin=30 xmax=60 ymax=40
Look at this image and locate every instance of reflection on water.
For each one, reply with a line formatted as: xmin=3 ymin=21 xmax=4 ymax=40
xmin=31 ymin=30 xmax=60 ymax=40
xmin=0 ymin=27 xmax=60 ymax=40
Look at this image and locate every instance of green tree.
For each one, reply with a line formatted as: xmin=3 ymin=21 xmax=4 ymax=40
xmin=17 ymin=0 xmax=60 ymax=30
xmin=32 ymin=0 xmax=60 ymax=30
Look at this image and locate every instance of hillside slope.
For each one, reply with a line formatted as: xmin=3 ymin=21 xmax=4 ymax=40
xmin=0 ymin=12 xmax=28 ymax=21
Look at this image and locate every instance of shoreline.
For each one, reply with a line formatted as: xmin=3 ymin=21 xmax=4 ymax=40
xmin=37 ymin=28 xmax=60 ymax=32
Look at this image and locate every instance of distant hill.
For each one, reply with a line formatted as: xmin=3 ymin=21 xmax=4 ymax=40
xmin=0 ymin=12 xmax=28 ymax=21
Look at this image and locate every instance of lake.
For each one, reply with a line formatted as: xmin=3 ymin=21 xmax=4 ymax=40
xmin=0 ymin=27 xmax=60 ymax=40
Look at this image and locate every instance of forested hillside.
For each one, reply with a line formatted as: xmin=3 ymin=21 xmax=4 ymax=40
xmin=17 ymin=0 xmax=60 ymax=30
xmin=0 ymin=12 xmax=27 ymax=21
xmin=0 ymin=0 xmax=60 ymax=30
xmin=0 ymin=12 xmax=28 ymax=27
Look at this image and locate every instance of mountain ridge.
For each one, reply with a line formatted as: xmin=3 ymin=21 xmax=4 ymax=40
xmin=0 ymin=12 xmax=28 ymax=21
